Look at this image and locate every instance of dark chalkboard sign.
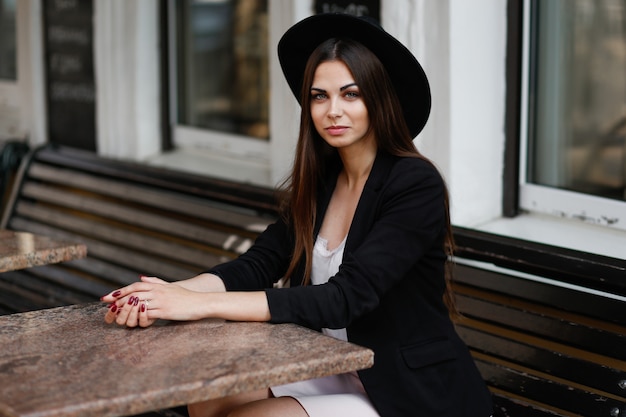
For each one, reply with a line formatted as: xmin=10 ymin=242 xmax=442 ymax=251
xmin=43 ymin=0 xmax=96 ymax=151
xmin=315 ymin=0 xmax=380 ymax=21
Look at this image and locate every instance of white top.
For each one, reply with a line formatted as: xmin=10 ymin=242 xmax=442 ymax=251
xmin=311 ymin=235 xmax=348 ymax=341
xmin=271 ymin=235 xmax=380 ymax=417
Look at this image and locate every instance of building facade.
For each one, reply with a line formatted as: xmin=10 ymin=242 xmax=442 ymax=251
xmin=1 ymin=0 xmax=624 ymax=274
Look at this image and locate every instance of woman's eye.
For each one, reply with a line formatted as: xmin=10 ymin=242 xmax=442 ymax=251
xmin=345 ymin=91 xmax=360 ymax=99
xmin=311 ymin=93 xmax=327 ymax=100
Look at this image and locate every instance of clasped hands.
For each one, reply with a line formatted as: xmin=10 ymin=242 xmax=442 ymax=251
xmin=101 ymin=276 xmax=206 ymax=328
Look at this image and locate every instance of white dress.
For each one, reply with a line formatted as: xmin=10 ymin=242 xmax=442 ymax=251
xmin=270 ymin=235 xmax=380 ymax=417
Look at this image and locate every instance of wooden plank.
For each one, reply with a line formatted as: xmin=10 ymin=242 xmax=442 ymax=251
xmin=34 ymin=145 xmax=279 ymax=213
xmin=28 ymin=162 xmax=274 ymax=232
xmin=455 ymin=293 xmax=626 ymax=360
xmin=14 ymin=202 xmax=231 ymax=266
xmin=7 ymin=217 xmax=204 ymax=281
xmin=0 ymin=275 xmax=61 ymax=312
xmin=456 ymin=325 xmax=626 ymax=397
xmin=453 ymin=226 xmax=626 ymax=296
xmin=19 ymin=182 xmax=256 ymax=254
xmin=66 ymin=257 xmax=147 ymax=287
xmin=0 ymin=269 xmax=92 ymax=306
xmin=490 ymin=393 xmax=573 ymax=417
xmin=27 ymin=264 xmax=113 ymax=299
xmin=454 ymin=263 xmax=626 ymax=327
xmin=475 ymin=359 xmax=624 ymax=417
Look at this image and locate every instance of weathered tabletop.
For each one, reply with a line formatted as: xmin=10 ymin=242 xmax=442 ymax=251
xmin=0 ymin=230 xmax=87 ymax=272
xmin=0 ymin=302 xmax=374 ymax=417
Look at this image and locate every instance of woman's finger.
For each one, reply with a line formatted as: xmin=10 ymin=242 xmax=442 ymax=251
xmin=139 ymin=299 xmax=156 ymax=327
xmin=104 ymin=302 xmax=119 ymax=324
xmin=100 ymin=289 xmax=123 ymax=303
xmin=115 ymin=295 xmax=136 ymax=326
xmin=101 ymin=281 xmax=155 ymax=303
xmin=140 ymin=276 xmax=169 ymax=285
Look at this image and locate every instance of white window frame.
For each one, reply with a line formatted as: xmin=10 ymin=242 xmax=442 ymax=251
xmin=163 ymin=0 xmax=308 ymax=187
xmin=518 ymin=0 xmax=626 ymax=232
xmin=0 ymin=0 xmax=46 ymax=145
xmin=166 ymin=0 xmax=270 ymax=162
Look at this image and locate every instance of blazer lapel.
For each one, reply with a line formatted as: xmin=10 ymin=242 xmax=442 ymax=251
xmin=345 ymin=152 xmax=396 ymax=251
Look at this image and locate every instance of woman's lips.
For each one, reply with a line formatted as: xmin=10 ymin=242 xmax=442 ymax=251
xmin=326 ymin=126 xmax=348 ymax=135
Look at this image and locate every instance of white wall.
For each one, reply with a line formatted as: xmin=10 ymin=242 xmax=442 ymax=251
xmin=447 ymin=1 xmax=507 ymax=226
xmin=94 ymin=0 xmax=161 ymax=160
xmin=385 ymin=0 xmax=508 ymax=227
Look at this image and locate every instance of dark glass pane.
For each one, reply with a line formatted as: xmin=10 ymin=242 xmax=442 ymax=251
xmin=177 ymin=0 xmax=269 ymax=140
xmin=529 ymin=0 xmax=626 ymax=201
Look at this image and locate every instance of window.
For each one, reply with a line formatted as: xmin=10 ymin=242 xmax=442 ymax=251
xmin=520 ymin=0 xmax=626 ymax=231
xmin=170 ymin=0 xmax=270 ymax=159
xmin=0 ymin=0 xmax=16 ymax=80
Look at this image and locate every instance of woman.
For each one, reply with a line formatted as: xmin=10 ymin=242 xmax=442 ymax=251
xmin=102 ymin=13 xmax=493 ymax=417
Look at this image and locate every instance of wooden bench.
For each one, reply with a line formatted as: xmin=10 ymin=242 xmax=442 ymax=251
xmin=452 ymin=226 xmax=626 ymax=417
xmin=0 ymin=144 xmax=279 ymax=315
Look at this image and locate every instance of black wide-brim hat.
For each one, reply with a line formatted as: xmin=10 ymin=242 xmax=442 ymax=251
xmin=278 ymin=13 xmax=431 ymax=138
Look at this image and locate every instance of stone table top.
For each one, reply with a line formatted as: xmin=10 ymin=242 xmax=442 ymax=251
xmin=0 ymin=302 xmax=374 ymax=417
xmin=0 ymin=230 xmax=87 ymax=272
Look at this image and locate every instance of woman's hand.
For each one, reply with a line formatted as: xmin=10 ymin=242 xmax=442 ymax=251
xmin=102 ymin=275 xmax=271 ymax=327
xmin=102 ymin=276 xmax=209 ymax=328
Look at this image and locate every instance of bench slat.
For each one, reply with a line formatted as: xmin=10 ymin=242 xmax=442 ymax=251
xmin=457 ymin=325 xmax=626 ymax=397
xmin=0 ymin=276 xmax=59 ymax=311
xmin=8 ymin=217 xmax=206 ymax=281
xmin=34 ymin=145 xmax=278 ymax=213
xmin=490 ymin=394 xmax=567 ymax=417
xmin=13 ymin=203 xmax=231 ymax=266
xmin=28 ymin=162 xmax=273 ymax=233
xmin=476 ymin=359 xmax=625 ymax=417
xmin=19 ymin=182 xmax=254 ymax=254
xmin=1 ymin=269 xmax=95 ymax=305
xmin=455 ymin=292 xmax=626 ymax=360
xmin=454 ymin=262 xmax=626 ymax=327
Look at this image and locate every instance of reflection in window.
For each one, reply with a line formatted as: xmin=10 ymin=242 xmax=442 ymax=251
xmin=529 ymin=0 xmax=626 ymax=201
xmin=176 ymin=0 xmax=269 ymax=139
xmin=0 ymin=0 xmax=16 ymax=80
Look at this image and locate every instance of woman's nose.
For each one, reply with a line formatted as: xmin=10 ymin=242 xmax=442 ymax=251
xmin=327 ymin=98 xmax=342 ymax=118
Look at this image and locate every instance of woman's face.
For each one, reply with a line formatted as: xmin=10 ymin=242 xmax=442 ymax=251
xmin=310 ymin=60 xmax=374 ymax=151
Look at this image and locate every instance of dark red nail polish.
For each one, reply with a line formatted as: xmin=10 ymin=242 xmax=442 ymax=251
xmin=111 ymin=304 xmax=118 ymax=313
xmin=112 ymin=290 xmax=121 ymax=297
xmin=141 ymin=303 xmax=146 ymax=312
xmin=133 ymin=297 xmax=139 ymax=306
xmin=128 ymin=296 xmax=135 ymax=305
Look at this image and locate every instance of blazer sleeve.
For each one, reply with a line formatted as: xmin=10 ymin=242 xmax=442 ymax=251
xmin=266 ymin=157 xmax=447 ymax=329
xmin=207 ymin=217 xmax=294 ymax=290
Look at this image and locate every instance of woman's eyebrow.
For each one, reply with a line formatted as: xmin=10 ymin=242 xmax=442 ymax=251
xmin=310 ymin=83 xmax=358 ymax=93
xmin=340 ymin=83 xmax=358 ymax=91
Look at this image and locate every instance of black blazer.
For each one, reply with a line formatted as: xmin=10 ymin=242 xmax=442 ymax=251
xmin=210 ymin=152 xmax=493 ymax=417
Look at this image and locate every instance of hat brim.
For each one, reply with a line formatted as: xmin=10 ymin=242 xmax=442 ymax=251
xmin=278 ymin=13 xmax=431 ymax=138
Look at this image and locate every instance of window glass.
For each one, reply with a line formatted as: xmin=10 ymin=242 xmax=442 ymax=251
xmin=528 ymin=0 xmax=626 ymax=203
xmin=0 ymin=0 xmax=16 ymax=80
xmin=176 ymin=0 xmax=269 ymax=140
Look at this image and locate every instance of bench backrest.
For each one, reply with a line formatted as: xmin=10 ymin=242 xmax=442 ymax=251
xmin=0 ymin=145 xmax=278 ymax=312
xmin=452 ymin=226 xmax=626 ymax=417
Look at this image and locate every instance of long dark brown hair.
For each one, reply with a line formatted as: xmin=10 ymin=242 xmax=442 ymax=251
xmin=278 ymin=38 xmax=456 ymax=311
